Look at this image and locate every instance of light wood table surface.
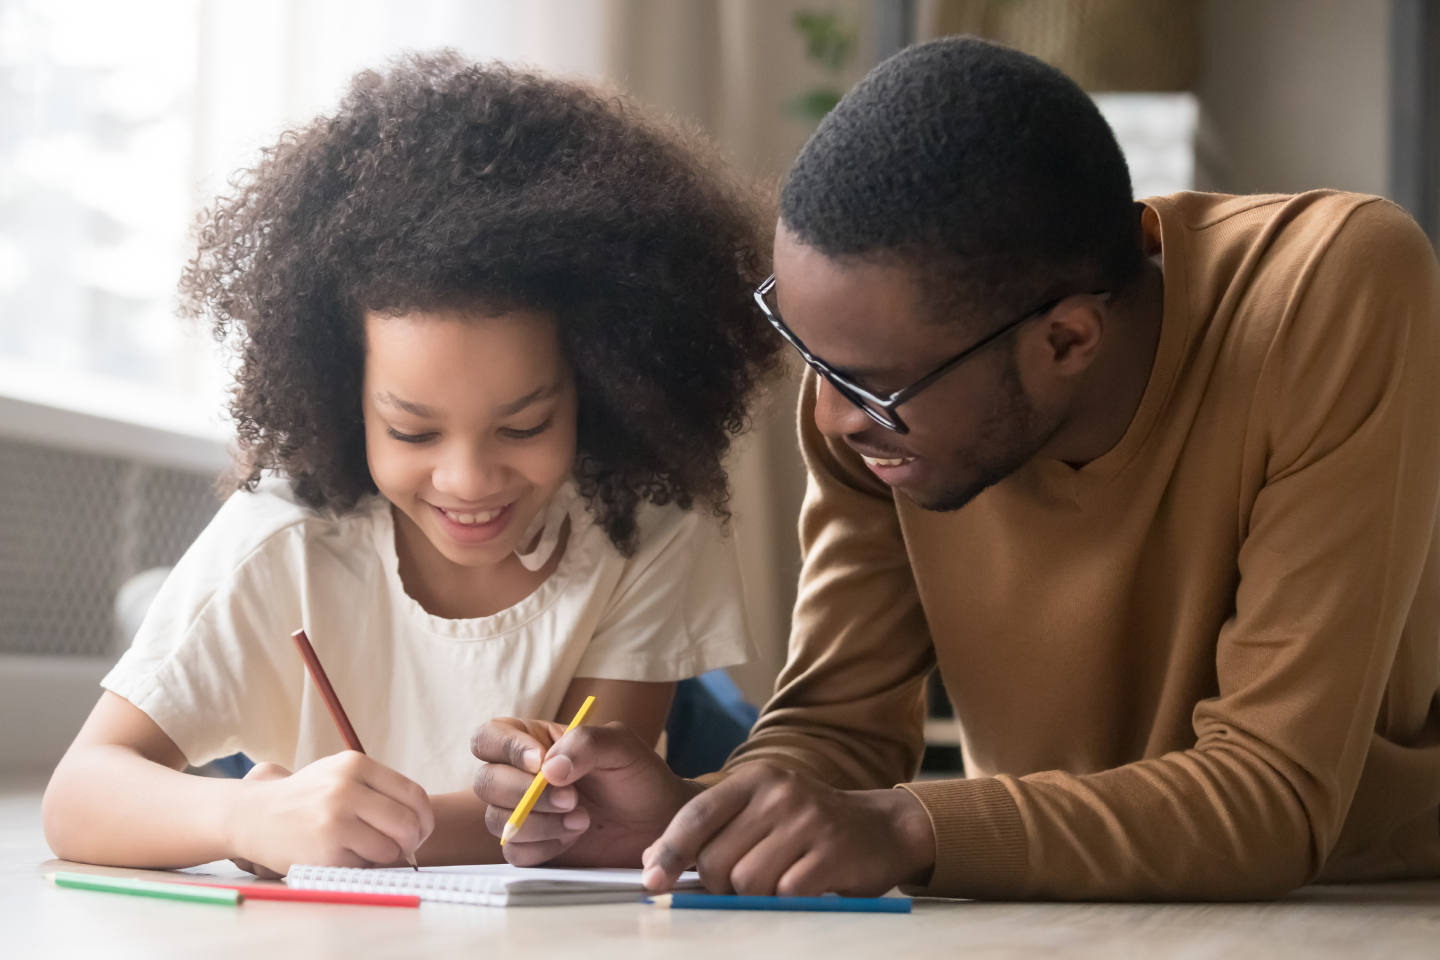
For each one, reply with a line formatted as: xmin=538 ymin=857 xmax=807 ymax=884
xmin=4 ymin=776 xmax=1439 ymax=959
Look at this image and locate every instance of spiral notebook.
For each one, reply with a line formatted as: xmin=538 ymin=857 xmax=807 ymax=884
xmin=286 ymin=863 xmax=703 ymax=907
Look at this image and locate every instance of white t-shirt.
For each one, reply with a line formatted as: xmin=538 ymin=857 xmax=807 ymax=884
xmin=103 ymin=479 xmax=753 ymax=794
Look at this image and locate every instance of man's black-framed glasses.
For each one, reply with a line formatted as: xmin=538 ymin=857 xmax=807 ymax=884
xmin=753 ymin=274 xmax=1106 ymax=435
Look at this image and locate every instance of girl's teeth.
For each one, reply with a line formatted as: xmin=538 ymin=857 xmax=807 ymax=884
xmin=863 ymin=455 xmax=914 ymax=467
xmin=445 ymin=508 xmax=500 ymax=525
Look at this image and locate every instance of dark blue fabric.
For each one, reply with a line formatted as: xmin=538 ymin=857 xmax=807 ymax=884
xmin=664 ymin=670 xmax=759 ymax=779
xmin=209 ymin=753 xmax=255 ymax=778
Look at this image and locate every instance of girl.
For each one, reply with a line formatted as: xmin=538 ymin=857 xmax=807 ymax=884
xmin=42 ymin=53 xmax=779 ymax=876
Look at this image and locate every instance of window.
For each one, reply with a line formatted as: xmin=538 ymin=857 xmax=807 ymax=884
xmin=0 ymin=0 xmax=607 ymax=443
xmin=0 ymin=0 xmax=213 ymax=409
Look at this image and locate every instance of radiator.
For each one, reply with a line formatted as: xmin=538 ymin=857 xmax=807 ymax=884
xmin=0 ymin=435 xmax=219 ymax=772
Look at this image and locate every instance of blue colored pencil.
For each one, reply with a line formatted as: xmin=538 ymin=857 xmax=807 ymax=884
xmin=648 ymin=893 xmax=911 ymax=913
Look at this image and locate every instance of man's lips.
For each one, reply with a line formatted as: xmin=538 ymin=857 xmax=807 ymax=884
xmin=848 ymin=442 xmax=918 ymax=468
xmin=858 ymin=453 xmax=917 ymax=467
xmin=847 ymin=442 xmax=921 ymax=485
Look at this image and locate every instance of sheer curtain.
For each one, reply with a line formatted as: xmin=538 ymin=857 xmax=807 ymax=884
xmin=2 ymin=0 xmax=852 ymax=700
xmin=0 ymin=0 xmax=214 ymax=434
xmin=0 ymin=0 xmax=612 ymax=438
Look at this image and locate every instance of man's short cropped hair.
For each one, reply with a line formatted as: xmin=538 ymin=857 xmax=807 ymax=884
xmin=780 ymin=36 xmax=1145 ymax=326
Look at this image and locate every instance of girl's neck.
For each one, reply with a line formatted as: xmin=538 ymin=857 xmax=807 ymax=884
xmin=391 ymin=505 xmax=569 ymax=620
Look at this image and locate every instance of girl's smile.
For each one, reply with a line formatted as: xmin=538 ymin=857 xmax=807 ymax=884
xmin=428 ymin=500 xmax=516 ymax=546
xmin=361 ymin=305 xmax=579 ymax=619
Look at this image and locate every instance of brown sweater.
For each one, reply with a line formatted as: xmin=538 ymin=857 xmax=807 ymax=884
xmin=723 ymin=192 xmax=1440 ymax=900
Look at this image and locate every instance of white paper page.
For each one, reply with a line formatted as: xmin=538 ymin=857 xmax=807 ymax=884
xmin=376 ymin=864 xmax=701 ymax=888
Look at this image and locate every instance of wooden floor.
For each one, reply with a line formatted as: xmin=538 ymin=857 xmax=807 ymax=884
xmin=4 ymin=776 xmax=1439 ymax=959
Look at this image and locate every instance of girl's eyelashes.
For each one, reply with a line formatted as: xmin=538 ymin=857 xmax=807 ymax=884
xmin=386 ymin=427 xmax=435 ymax=444
xmin=502 ymin=418 xmax=553 ymax=440
xmin=384 ymin=418 xmax=552 ymax=443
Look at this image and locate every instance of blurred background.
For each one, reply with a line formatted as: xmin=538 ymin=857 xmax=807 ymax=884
xmin=1 ymin=0 xmax=1437 ymax=776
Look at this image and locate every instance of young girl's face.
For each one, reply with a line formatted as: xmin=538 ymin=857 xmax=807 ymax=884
xmin=361 ymin=307 xmax=578 ymax=569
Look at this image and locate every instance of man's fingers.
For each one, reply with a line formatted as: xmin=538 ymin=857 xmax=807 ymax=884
xmin=640 ymin=778 xmax=753 ymax=891
xmin=473 ymin=762 xmax=578 ymax=812
xmin=702 ymin=815 xmax=797 ymax=896
xmin=486 ymin=805 xmax=590 ymax=843
xmin=539 ymin=723 xmax=650 ymax=787
xmin=725 ymin=829 xmax=817 ymax=903
xmin=484 ymin=802 xmax=588 ymax=866
xmin=470 ymin=718 xmax=561 ymax=773
xmin=483 ymin=802 xmax=512 ymax=838
xmin=775 ymin=849 xmax=831 ymax=898
xmin=501 ymin=835 xmax=580 ymax=868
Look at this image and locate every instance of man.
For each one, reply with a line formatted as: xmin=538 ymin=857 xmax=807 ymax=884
xmin=471 ymin=37 xmax=1440 ymax=899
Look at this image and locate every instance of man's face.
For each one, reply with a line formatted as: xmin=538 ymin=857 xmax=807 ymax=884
xmin=772 ymin=225 xmax=1062 ymax=512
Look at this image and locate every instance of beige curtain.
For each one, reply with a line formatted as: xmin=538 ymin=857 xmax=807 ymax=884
xmin=917 ymin=0 xmax=1201 ymax=91
xmin=601 ymin=0 xmax=882 ymax=703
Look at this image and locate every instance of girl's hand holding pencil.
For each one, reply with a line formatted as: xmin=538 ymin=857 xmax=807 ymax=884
xmin=226 ymin=751 xmax=434 ymax=879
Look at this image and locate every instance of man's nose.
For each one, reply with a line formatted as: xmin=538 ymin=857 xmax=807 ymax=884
xmin=811 ymin=375 xmax=875 ymax=440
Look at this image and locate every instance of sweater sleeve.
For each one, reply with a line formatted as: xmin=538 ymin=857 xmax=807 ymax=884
xmin=715 ymin=370 xmax=937 ymax=790
xmin=902 ymin=199 xmax=1440 ymax=900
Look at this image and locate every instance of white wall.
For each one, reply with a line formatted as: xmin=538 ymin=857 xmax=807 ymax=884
xmin=1197 ymin=0 xmax=1392 ymax=197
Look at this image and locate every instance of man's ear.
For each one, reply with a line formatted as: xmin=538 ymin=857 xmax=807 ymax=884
xmin=1035 ymin=296 xmax=1105 ymax=374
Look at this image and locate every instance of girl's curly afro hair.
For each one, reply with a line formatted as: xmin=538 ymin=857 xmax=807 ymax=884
xmin=182 ymin=52 xmax=781 ymax=553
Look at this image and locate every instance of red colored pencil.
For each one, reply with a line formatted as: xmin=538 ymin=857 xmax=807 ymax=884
xmin=290 ymin=628 xmax=365 ymax=753
xmin=290 ymin=627 xmax=418 ymax=870
xmin=160 ymin=879 xmax=419 ymax=907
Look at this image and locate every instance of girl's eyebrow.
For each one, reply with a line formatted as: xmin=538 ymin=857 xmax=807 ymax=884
xmin=378 ymin=392 xmax=438 ymax=418
xmin=497 ymin=384 xmax=558 ymax=416
xmin=377 ymin=384 xmax=557 ymax=419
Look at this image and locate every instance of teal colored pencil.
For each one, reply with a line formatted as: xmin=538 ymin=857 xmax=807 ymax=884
xmin=46 ymin=871 xmax=242 ymax=906
xmin=649 ymin=893 xmax=911 ymax=913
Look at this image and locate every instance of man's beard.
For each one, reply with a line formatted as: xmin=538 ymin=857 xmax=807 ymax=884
xmin=912 ymin=350 xmax=1063 ymax=513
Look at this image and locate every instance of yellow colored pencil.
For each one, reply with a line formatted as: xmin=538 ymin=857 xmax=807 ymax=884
xmin=501 ymin=696 xmax=596 ymax=846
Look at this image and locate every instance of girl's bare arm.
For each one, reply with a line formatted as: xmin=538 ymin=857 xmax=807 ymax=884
xmin=43 ymin=691 xmax=432 ymax=873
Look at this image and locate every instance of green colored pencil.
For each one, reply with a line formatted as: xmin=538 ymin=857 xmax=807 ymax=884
xmin=45 ymin=871 xmax=242 ymax=906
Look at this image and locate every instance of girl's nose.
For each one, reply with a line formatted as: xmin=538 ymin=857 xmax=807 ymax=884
xmin=430 ymin=442 xmax=506 ymax=502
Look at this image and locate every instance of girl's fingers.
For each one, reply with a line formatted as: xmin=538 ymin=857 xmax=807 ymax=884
xmin=346 ymin=753 xmax=435 ymax=841
xmin=338 ymin=827 xmax=398 ymax=869
xmin=349 ymin=788 xmax=429 ymax=864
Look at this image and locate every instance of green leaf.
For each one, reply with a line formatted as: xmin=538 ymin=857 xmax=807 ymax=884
xmin=787 ymin=87 xmax=844 ymax=121
xmin=792 ymin=11 xmax=856 ymax=74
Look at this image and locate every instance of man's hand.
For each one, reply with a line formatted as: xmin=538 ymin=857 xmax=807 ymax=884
xmin=471 ymin=718 xmax=700 ymax=867
xmin=226 ymin=752 xmax=434 ymax=877
xmin=640 ymin=764 xmax=936 ymax=897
